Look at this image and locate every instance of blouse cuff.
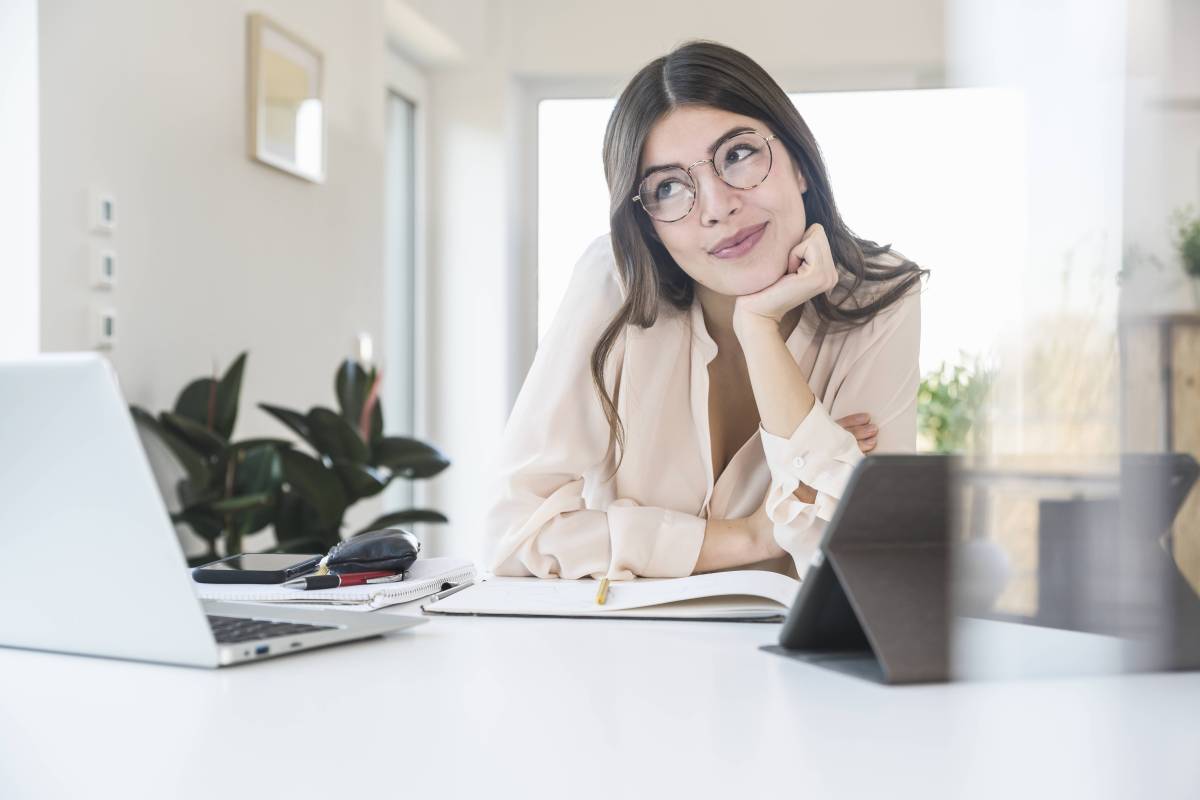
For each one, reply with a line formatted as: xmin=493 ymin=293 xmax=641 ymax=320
xmin=607 ymin=502 xmax=706 ymax=580
xmin=758 ymin=401 xmax=864 ymax=527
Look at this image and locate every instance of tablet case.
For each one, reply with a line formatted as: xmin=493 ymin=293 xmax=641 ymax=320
xmin=768 ymin=454 xmax=952 ymax=685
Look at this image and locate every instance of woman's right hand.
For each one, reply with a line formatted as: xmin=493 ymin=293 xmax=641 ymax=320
xmin=836 ymin=412 xmax=877 ymax=454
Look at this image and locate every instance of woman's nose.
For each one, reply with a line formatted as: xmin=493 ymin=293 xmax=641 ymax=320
xmin=693 ymin=164 xmax=740 ymax=225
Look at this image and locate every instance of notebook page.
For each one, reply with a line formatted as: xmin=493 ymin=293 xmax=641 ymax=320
xmin=424 ymin=569 xmax=799 ymax=616
xmin=193 ymin=557 xmax=475 ymax=608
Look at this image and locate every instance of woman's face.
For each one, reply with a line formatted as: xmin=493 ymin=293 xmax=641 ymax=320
xmin=638 ymin=105 xmax=808 ymax=298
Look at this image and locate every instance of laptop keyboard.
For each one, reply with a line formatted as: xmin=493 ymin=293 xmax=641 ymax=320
xmin=207 ymin=614 xmax=338 ymax=644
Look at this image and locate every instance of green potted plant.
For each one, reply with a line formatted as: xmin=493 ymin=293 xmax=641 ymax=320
xmin=132 ymin=353 xmax=450 ymax=564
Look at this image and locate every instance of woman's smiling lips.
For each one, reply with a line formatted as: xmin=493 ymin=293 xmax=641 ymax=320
xmin=709 ymin=222 xmax=768 ymax=260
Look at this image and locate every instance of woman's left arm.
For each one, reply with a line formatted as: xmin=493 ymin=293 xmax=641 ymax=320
xmin=732 ymin=223 xmax=922 ymax=568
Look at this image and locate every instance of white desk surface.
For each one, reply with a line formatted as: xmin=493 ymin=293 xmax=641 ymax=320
xmin=1 ymin=607 xmax=1198 ymax=800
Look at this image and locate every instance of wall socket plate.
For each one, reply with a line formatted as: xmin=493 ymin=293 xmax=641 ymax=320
xmin=91 ymin=306 xmax=117 ymax=349
xmin=88 ymin=188 xmax=116 ymax=234
xmin=89 ymin=244 xmax=117 ymax=289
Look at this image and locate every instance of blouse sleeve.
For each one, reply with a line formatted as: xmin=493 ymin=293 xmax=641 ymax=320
xmin=757 ymin=286 xmax=922 ymax=571
xmin=482 ymin=235 xmax=707 ymax=581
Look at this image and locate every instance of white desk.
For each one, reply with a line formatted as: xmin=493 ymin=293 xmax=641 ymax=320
xmin=1 ymin=610 xmax=1198 ymax=800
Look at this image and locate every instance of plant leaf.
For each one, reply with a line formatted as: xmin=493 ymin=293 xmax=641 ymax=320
xmin=212 ymin=352 xmax=247 ymax=439
xmin=278 ymin=448 xmax=347 ymax=529
xmin=335 ymin=360 xmax=368 ymax=425
xmin=131 ymin=406 xmax=212 ymax=486
xmin=160 ymin=411 xmax=228 ymax=456
xmin=365 ymin=382 xmax=384 ymax=447
xmin=227 ymin=437 xmax=294 ymax=454
xmin=207 ymin=492 xmax=275 ymax=513
xmin=172 ymin=353 xmax=247 ymax=437
xmin=273 ymin=491 xmax=342 ymax=552
xmin=331 ymin=458 xmax=390 ymax=500
xmin=177 ymin=477 xmax=219 ymax=508
xmin=372 ymin=436 xmax=450 ymax=478
xmin=353 ymin=508 xmax=448 ymax=536
xmin=306 ymin=407 xmax=369 ymax=462
xmin=174 ymin=377 xmax=218 ymax=429
xmin=335 ymin=361 xmax=384 ymax=448
xmin=273 ymin=491 xmax=322 ymax=547
xmin=259 ymin=402 xmax=318 ymax=448
xmin=218 ymin=440 xmax=287 ymax=494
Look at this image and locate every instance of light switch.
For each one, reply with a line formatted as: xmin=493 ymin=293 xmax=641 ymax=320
xmin=91 ymin=306 xmax=117 ymax=349
xmin=89 ymin=188 xmax=116 ymax=233
xmin=89 ymin=244 xmax=117 ymax=289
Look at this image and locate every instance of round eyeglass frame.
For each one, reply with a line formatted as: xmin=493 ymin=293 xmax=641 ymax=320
xmin=631 ymin=130 xmax=779 ymax=223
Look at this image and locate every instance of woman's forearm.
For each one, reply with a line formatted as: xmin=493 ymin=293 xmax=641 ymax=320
xmin=694 ymin=516 xmax=768 ymax=573
xmin=734 ymin=313 xmax=820 ymax=504
xmin=733 ymin=314 xmax=816 ymax=437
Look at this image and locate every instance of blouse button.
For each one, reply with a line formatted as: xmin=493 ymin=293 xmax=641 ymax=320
xmin=792 ymin=456 xmax=806 ymax=470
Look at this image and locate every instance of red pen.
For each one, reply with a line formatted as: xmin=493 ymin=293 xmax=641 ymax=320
xmin=281 ymin=570 xmax=397 ymax=590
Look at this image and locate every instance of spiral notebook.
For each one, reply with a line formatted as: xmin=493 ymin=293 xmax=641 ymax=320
xmin=193 ymin=557 xmax=477 ymax=611
xmin=423 ymin=569 xmax=801 ymax=621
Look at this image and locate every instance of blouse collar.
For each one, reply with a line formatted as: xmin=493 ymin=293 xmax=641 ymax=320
xmin=688 ymin=292 xmax=819 ymax=365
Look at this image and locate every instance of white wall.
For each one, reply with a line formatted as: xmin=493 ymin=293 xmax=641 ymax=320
xmin=39 ymin=0 xmax=391 ymax=554
xmin=407 ymin=0 xmax=947 ymax=559
xmin=1 ymin=0 xmax=40 ymax=359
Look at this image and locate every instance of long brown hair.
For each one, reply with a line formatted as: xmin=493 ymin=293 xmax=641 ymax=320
xmin=595 ymin=39 xmax=928 ymax=470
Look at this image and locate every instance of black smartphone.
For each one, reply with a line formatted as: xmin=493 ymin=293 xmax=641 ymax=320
xmin=191 ymin=553 xmax=323 ymax=584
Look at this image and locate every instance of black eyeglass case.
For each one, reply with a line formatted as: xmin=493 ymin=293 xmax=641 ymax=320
xmin=325 ymin=528 xmax=421 ymax=574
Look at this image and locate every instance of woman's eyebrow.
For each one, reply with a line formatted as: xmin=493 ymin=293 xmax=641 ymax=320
xmin=640 ymin=126 xmax=756 ymax=179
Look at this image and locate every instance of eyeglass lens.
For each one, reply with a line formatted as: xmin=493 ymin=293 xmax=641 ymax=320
xmin=639 ymin=132 xmax=774 ymax=222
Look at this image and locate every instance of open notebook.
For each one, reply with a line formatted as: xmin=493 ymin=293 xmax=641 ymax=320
xmin=423 ymin=569 xmax=801 ymax=621
xmin=193 ymin=557 xmax=477 ymax=611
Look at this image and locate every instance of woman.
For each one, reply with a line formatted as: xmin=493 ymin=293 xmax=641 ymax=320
xmin=484 ymin=40 xmax=927 ymax=581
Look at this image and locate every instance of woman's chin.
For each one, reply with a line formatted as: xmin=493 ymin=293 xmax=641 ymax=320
xmin=725 ymin=266 xmax=785 ymax=297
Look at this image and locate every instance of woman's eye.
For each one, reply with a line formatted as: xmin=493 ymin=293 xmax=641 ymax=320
xmin=655 ymin=180 xmax=683 ymax=201
xmin=724 ymin=144 xmax=757 ymax=166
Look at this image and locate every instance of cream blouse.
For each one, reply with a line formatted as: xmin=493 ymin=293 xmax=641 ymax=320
xmin=483 ymin=233 xmax=921 ymax=580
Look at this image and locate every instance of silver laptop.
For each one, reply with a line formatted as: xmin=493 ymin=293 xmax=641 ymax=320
xmin=0 ymin=353 xmax=426 ymax=667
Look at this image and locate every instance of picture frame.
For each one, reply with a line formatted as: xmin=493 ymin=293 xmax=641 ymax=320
xmin=246 ymin=13 xmax=325 ymax=183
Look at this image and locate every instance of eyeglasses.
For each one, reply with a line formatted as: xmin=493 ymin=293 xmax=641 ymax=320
xmin=632 ymin=130 xmax=779 ymax=223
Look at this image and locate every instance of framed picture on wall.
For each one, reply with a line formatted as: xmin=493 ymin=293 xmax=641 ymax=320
xmin=246 ymin=13 xmax=325 ymax=183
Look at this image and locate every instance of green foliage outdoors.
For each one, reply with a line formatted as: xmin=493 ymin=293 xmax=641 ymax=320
xmin=917 ymin=356 xmax=993 ymax=454
xmin=1173 ymin=206 xmax=1200 ymax=279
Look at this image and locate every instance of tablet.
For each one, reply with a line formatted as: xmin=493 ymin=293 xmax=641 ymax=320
xmin=768 ymin=452 xmax=1200 ymax=683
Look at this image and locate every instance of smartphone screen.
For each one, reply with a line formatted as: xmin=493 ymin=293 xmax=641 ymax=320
xmin=203 ymin=553 xmax=320 ymax=572
xmin=192 ymin=553 xmax=324 ymax=585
